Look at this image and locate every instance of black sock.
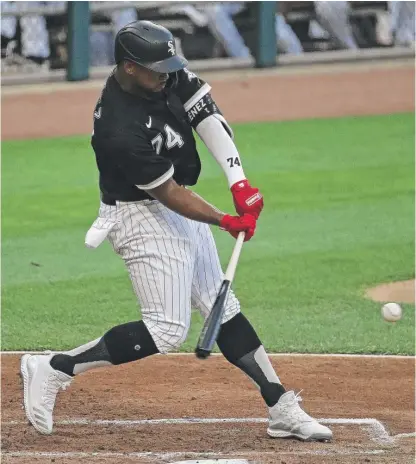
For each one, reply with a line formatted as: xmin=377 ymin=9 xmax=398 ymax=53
xmin=50 ymin=337 xmax=111 ymax=376
xmin=50 ymin=320 xmax=159 ymax=376
xmin=217 ymin=312 xmax=286 ymax=407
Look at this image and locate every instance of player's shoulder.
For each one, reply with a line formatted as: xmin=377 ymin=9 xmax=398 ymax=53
xmin=169 ymin=68 xmax=203 ymax=90
xmin=93 ymin=103 xmax=149 ymax=146
xmin=95 ymin=79 xmax=147 ymax=134
xmin=168 ymin=68 xmax=211 ymax=104
xmin=100 ymin=74 xmax=143 ymax=113
xmin=176 ymin=68 xmax=200 ymax=83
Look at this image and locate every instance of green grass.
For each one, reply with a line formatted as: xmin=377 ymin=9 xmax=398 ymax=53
xmin=2 ymin=113 xmax=415 ymax=353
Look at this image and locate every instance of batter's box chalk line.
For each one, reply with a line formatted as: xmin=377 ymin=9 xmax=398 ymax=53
xmin=1 ymin=450 xmax=391 ymax=460
xmin=4 ymin=417 xmax=413 ymax=447
xmin=2 ymin=351 xmax=415 ymax=359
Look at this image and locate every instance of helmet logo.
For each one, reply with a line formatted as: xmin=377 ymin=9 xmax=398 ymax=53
xmin=168 ymin=40 xmax=175 ymax=56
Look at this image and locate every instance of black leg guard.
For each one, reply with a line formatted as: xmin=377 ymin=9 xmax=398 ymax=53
xmin=50 ymin=320 xmax=159 ymax=375
xmin=104 ymin=320 xmax=159 ymax=365
xmin=217 ymin=313 xmax=286 ymax=407
xmin=217 ymin=312 xmax=261 ymax=364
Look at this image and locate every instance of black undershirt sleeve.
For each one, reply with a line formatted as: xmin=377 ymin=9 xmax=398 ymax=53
xmin=169 ymin=68 xmax=223 ymax=129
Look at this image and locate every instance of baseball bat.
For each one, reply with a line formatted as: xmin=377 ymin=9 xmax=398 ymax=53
xmin=195 ymin=231 xmax=245 ymax=359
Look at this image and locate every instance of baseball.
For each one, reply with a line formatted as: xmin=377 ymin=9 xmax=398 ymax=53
xmin=381 ymin=303 xmax=402 ymax=322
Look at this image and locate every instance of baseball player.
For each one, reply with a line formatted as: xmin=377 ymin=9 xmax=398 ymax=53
xmin=20 ymin=21 xmax=332 ymax=442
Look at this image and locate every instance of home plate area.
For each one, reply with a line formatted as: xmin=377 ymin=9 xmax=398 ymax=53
xmin=2 ymin=419 xmax=414 ymax=464
xmin=1 ymin=354 xmax=415 ymax=463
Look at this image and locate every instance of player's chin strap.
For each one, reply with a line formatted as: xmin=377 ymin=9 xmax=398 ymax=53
xmin=196 ymin=114 xmax=246 ymax=188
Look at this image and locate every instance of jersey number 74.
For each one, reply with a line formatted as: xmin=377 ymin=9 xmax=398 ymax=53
xmin=151 ymin=125 xmax=184 ymax=155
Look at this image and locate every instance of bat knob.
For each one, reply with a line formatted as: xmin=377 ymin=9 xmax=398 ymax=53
xmin=195 ymin=348 xmax=210 ymax=359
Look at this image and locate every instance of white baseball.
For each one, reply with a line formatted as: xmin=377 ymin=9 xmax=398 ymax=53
xmin=381 ymin=303 xmax=402 ymax=322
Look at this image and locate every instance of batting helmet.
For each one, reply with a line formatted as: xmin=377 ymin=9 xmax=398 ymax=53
xmin=114 ymin=20 xmax=188 ymax=73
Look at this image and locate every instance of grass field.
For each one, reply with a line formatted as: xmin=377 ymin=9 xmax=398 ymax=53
xmin=2 ymin=113 xmax=414 ymax=354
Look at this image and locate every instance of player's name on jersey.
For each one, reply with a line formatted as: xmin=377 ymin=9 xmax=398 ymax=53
xmin=187 ymin=98 xmax=207 ymax=123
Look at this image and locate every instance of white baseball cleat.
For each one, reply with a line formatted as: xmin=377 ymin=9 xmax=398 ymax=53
xmin=20 ymin=354 xmax=72 ymax=434
xmin=267 ymin=390 xmax=333 ymax=441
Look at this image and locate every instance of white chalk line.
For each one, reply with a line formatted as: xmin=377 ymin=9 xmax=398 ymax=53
xmin=5 ymin=417 xmax=268 ymax=426
xmin=2 ymin=417 xmax=403 ymax=446
xmin=3 ymin=450 xmax=387 ymax=459
xmin=363 ymin=420 xmax=395 ymax=445
xmin=394 ymin=432 xmax=416 ymax=439
xmin=1 ymin=351 xmax=414 ymax=359
xmin=1 ymin=417 xmax=384 ymax=426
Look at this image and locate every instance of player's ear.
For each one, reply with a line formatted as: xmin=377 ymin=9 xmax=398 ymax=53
xmin=124 ymin=61 xmax=135 ymax=76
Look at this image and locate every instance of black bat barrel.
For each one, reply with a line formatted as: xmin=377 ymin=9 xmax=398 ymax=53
xmin=195 ymin=280 xmax=231 ymax=358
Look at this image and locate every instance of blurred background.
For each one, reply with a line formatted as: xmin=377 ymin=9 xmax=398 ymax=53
xmin=1 ymin=1 xmax=415 ymax=82
xmin=1 ymin=2 xmax=414 ymax=355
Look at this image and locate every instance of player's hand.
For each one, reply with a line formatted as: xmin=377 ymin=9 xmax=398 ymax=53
xmin=231 ymin=179 xmax=264 ymax=219
xmin=220 ymin=214 xmax=256 ymax=242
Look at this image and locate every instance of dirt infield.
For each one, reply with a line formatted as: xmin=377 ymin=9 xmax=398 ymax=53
xmin=1 ymin=354 xmax=415 ymax=463
xmin=2 ymin=60 xmax=415 ymax=463
xmin=1 ymin=60 xmax=414 ymax=140
xmin=366 ymin=280 xmax=415 ymax=304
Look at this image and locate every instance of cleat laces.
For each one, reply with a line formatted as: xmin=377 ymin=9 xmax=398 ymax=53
xmin=41 ymin=373 xmax=71 ymax=412
xmin=281 ymin=391 xmax=314 ymax=424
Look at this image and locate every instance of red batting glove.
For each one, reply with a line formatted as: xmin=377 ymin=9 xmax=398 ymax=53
xmin=219 ymin=213 xmax=257 ymax=242
xmin=231 ymin=179 xmax=264 ymax=219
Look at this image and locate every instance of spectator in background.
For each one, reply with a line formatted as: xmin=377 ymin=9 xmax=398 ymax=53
xmin=389 ymin=1 xmax=415 ymax=47
xmin=90 ymin=6 xmax=137 ymax=67
xmin=313 ymin=1 xmax=358 ymax=49
xmin=205 ymin=2 xmax=304 ymax=57
xmin=1 ymin=1 xmax=50 ymax=67
xmin=205 ymin=1 xmax=360 ymax=58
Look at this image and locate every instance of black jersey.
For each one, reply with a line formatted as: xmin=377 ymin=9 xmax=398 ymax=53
xmin=91 ymin=68 xmax=218 ymax=202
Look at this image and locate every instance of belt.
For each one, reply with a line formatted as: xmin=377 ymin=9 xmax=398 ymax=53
xmin=101 ymin=184 xmax=187 ymax=206
xmin=101 ymin=193 xmax=152 ymax=205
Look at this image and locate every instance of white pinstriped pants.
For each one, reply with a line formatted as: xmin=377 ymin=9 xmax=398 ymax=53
xmin=99 ymin=200 xmax=240 ymax=353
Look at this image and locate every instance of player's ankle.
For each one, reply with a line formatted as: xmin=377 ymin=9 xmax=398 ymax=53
xmin=50 ymin=354 xmax=75 ymax=377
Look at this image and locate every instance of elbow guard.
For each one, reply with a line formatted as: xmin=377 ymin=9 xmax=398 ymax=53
xmin=185 ymin=91 xmax=234 ymax=139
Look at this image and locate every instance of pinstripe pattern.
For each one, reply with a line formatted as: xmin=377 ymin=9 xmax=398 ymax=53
xmin=99 ymin=200 xmax=240 ymax=353
xmin=192 ymin=222 xmax=240 ymax=322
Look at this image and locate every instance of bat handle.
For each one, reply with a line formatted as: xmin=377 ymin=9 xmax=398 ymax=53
xmin=224 ymin=232 xmax=245 ymax=282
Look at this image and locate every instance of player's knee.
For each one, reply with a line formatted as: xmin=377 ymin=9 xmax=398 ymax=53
xmin=196 ymin=288 xmax=241 ymax=322
xmin=222 ymin=290 xmax=241 ymax=323
xmin=143 ymin=317 xmax=189 ymax=354
xmin=157 ymin=322 xmax=189 ymax=353
xmin=103 ymin=320 xmax=159 ymax=364
xmin=226 ymin=289 xmax=240 ymax=310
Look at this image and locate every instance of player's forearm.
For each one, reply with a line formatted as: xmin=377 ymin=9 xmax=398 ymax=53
xmin=196 ymin=115 xmax=246 ymax=188
xmin=147 ymin=179 xmax=224 ymax=226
